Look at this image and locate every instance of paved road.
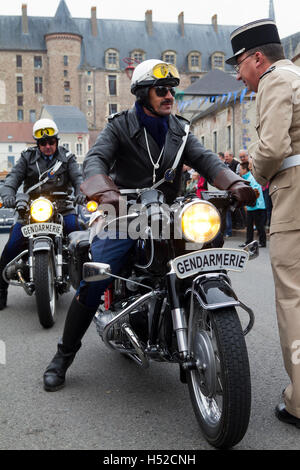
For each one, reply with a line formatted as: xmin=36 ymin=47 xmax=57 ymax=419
xmin=0 ymin=229 xmax=299 ymax=450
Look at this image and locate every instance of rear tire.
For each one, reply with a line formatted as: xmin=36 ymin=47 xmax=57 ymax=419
xmin=34 ymin=252 xmax=56 ymax=328
xmin=187 ymin=295 xmax=251 ymax=449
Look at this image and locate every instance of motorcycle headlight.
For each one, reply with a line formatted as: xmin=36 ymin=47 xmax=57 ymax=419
xmin=30 ymin=197 xmax=53 ymax=222
xmin=181 ymin=200 xmax=221 ymax=244
xmin=86 ymin=200 xmax=98 ymax=213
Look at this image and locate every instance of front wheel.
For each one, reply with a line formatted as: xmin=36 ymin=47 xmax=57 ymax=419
xmin=186 ymin=295 xmax=251 ymax=449
xmin=34 ymin=251 xmax=57 ymax=328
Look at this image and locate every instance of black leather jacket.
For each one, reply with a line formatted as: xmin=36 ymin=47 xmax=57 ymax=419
xmin=83 ymin=107 xmax=227 ymax=204
xmin=2 ymin=146 xmax=82 ymax=215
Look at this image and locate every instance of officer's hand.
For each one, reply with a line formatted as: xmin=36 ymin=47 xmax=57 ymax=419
xmin=229 ymin=181 xmax=257 ymax=207
xmin=3 ymin=196 xmax=16 ymax=208
xmin=75 ymin=193 xmax=86 ymax=205
xmin=99 ymin=191 xmax=126 ymax=216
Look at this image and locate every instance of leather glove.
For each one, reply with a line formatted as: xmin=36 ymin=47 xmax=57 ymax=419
xmin=2 ymin=195 xmax=16 ymax=208
xmin=75 ymin=193 xmax=86 ymax=205
xmin=228 ymin=181 xmax=257 ymax=207
xmin=213 ymin=169 xmax=257 ymax=207
xmin=80 ymin=174 xmax=126 ymax=215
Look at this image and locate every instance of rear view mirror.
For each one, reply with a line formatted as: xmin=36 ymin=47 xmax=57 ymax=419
xmin=83 ymin=262 xmax=112 ymax=282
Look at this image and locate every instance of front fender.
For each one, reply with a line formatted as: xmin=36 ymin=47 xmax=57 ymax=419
xmin=32 ymin=237 xmax=53 ymax=253
xmin=187 ymin=273 xmax=239 ymax=310
xmin=186 ymin=272 xmax=255 ymax=335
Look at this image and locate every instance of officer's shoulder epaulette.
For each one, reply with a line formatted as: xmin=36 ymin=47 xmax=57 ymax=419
xmin=175 ymin=114 xmax=190 ymax=125
xmin=22 ymin=146 xmax=37 ymax=156
xmin=259 ymin=65 xmax=276 ymax=81
xmin=108 ymin=110 xmax=126 ymax=122
xmin=59 ymin=146 xmax=73 ymax=159
xmin=23 ymin=146 xmax=36 ymax=153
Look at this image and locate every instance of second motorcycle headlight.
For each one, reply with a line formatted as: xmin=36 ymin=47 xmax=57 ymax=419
xmin=181 ymin=200 xmax=221 ymax=244
xmin=30 ymin=197 xmax=53 ymax=222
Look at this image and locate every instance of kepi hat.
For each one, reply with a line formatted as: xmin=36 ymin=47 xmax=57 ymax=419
xmin=226 ymin=18 xmax=281 ymax=65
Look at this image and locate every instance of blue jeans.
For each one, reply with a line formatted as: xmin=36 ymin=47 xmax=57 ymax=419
xmin=77 ymin=234 xmax=136 ymax=310
xmin=225 ymin=210 xmax=232 ymax=236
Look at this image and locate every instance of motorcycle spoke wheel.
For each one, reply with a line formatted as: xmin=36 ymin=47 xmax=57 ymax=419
xmin=34 ymin=252 xmax=56 ymax=328
xmin=187 ymin=298 xmax=251 ymax=449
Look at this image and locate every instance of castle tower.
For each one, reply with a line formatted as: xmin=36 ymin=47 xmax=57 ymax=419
xmin=44 ymin=0 xmax=82 ymax=107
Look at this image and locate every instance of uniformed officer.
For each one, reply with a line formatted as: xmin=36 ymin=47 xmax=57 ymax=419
xmin=227 ymin=18 xmax=300 ymax=428
xmin=0 ymin=119 xmax=85 ymax=310
xmin=43 ymin=59 xmax=256 ymax=392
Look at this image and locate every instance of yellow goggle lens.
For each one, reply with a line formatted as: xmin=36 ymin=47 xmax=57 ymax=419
xmin=30 ymin=198 xmax=53 ymax=222
xmin=152 ymin=63 xmax=180 ymax=80
xmin=86 ymin=200 xmax=98 ymax=213
xmin=34 ymin=127 xmax=56 ymax=139
xmin=181 ymin=201 xmax=221 ymax=244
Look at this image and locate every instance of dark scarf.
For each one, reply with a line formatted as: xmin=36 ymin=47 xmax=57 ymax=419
xmin=135 ymin=101 xmax=169 ymax=150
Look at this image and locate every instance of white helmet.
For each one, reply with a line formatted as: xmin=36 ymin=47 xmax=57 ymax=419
xmin=131 ymin=59 xmax=180 ymax=95
xmin=33 ymin=118 xmax=59 ymax=140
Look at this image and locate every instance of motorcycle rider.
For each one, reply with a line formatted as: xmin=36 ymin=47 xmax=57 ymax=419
xmin=43 ymin=59 xmax=257 ymax=391
xmin=0 ymin=118 xmax=85 ymax=310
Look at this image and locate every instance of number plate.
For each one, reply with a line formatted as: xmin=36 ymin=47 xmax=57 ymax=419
xmin=21 ymin=223 xmax=63 ymax=237
xmin=171 ymin=248 xmax=249 ymax=279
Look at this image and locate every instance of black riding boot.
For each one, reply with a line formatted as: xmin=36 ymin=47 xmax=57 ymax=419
xmin=0 ymin=256 xmax=9 ymax=310
xmin=43 ymin=296 xmax=96 ymax=391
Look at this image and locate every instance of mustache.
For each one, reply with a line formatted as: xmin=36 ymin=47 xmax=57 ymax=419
xmin=161 ymin=99 xmax=173 ymax=105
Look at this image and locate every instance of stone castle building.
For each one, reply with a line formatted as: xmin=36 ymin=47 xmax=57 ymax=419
xmin=0 ymin=0 xmax=298 ymax=138
xmin=0 ymin=0 xmax=249 ymax=131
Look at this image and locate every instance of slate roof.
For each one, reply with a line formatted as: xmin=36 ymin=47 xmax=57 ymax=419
xmin=0 ymin=0 xmax=298 ymax=73
xmin=0 ymin=0 xmax=238 ymax=72
xmin=42 ymin=105 xmax=88 ymax=134
xmin=183 ymin=69 xmax=244 ymax=95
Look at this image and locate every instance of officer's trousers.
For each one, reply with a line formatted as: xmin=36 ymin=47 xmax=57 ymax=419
xmin=270 ymin=230 xmax=300 ymax=418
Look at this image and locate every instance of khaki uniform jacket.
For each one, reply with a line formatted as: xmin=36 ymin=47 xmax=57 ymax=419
xmin=251 ymin=59 xmax=300 ymax=234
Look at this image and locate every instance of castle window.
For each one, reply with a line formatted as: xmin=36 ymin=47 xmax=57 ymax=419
xmin=34 ymin=77 xmax=43 ymax=94
xmin=17 ymin=95 xmax=23 ymax=106
xmin=188 ymin=51 xmax=201 ymax=71
xmin=105 ymin=49 xmax=119 ymax=69
xmin=16 ymin=55 xmax=22 ymax=68
xmin=64 ymin=55 xmax=68 ymax=66
xmin=17 ymin=109 xmax=24 ymax=121
xmin=16 ymin=77 xmax=23 ymax=93
xmin=108 ymin=75 xmax=117 ymax=96
xmin=109 ymin=104 xmax=118 ymax=115
xmin=162 ymin=51 xmax=176 ymax=65
xmin=34 ymin=56 xmax=42 ymax=69
xmin=190 ymin=76 xmax=200 ymax=84
xmin=30 ymin=110 xmax=36 ymax=122
xmin=212 ymin=52 xmax=225 ymax=70
xmin=64 ymin=81 xmax=70 ymax=91
xmin=64 ymin=95 xmax=71 ymax=103
xmin=131 ymin=50 xmax=145 ymax=64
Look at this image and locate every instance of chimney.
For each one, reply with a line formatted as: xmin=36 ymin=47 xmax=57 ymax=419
xmin=91 ymin=6 xmax=98 ymax=37
xmin=211 ymin=14 xmax=218 ymax=33
xmin=22 ymin=4 xmax=28 ymax=34
xmin=178 ymin=12 xmax=184 ymax=37
xmin=145 ymin=10 xmax=153 ymax=36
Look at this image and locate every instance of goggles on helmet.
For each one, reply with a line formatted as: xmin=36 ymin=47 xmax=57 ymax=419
xmin=34 ymin=127 xmax=57 ymax=140
xmin=140 ymin=63 xmax=180 ymax=83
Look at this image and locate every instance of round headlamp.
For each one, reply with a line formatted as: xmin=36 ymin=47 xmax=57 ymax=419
xmin=86 ymin=200 xmax=98 ymax=213
xmin=30 ymin=197 xmax=53 ymax=222
xmin=181 ymin=200 xmax=221 ymax=244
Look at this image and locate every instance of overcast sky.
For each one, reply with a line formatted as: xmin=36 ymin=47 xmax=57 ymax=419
xmin=0 ymin=0 xmax=299 ymax=39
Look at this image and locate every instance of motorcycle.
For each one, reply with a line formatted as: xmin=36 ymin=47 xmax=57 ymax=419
xmin=69 ymin=188 xmax=258 ymax=449
xmin=2 ymin=190 xmax=75 ymax=328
